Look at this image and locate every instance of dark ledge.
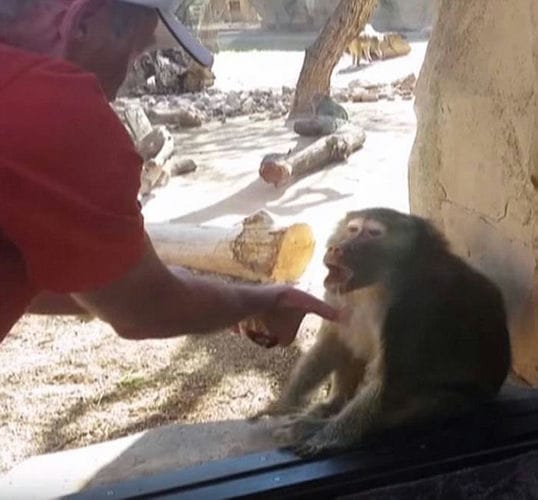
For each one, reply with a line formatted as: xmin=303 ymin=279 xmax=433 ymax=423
xmin=64 ymin=384 xmax=538 ymax=499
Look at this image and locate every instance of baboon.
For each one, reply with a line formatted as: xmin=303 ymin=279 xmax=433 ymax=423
xmin=253 ymin=208 xmax=511 ymax=457
xmin=346 ymin=23 xmax=383 ymax=65
xmin=346 ymin=24 xmax=411 ymax=66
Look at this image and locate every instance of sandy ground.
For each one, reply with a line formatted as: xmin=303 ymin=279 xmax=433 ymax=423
xmin=0 ymin=42 xmax=427 ymax=474
xmin=212 ymin=40 xmax=428 ymax=91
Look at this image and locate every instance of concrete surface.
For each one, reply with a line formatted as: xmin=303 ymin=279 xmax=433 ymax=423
xmin=0 ymin=419 xmax=279 ymax=499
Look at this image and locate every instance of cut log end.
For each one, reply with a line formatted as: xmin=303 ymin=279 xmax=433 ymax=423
xmin=259 ymin=158 xmax=292 ymax=187
xmin=259 ymin=126 xmax=366 ymax=188
xmin=271 ymin=223 xmax=315 ymax=282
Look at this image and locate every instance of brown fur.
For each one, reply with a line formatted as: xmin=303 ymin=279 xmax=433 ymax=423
xmin=252 ymin=208 xmax=511 ymax=457
xmin=346 ymin=25 xmax=411 ymax=65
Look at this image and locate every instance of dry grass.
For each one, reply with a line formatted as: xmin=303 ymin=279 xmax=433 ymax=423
xmin=0 ymin=313 xmax=321 ymax=473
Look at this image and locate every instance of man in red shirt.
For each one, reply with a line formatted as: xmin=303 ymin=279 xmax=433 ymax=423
xmin=0 ymin=0 xmax=338 ymax=347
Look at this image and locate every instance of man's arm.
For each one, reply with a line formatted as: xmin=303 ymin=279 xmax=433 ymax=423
xmin=28 ymin=292 xmax=89 ymax=315
xmin=67 ymin=234 xmax=337 ymax=343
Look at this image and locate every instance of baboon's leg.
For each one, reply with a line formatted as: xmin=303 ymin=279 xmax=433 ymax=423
xmin=250 ymin=322 xmax=345 ymax=420
xmin=292 ymin=376 xmax=383 ymax=456
xmin=306 ymin=358 xmax=366 ymax=419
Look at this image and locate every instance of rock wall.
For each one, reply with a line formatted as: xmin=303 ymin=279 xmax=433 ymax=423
xmin=249 ymin=0 xmax=316 ymax=30
xmin=371 ymin=0 xmax=439 ymax=33
xmin=249 ymin=0 xmax=438 ymax=32
xmin=409 ymin=0 xmax=538 ymax=384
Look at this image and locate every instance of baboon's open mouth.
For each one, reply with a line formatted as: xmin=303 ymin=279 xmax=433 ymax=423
xmin=323 ymin=263 xmax=353 ymax=292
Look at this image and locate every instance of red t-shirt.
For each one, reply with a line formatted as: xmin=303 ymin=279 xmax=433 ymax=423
xmin=0 ymin=43 xmax=145 ymax=340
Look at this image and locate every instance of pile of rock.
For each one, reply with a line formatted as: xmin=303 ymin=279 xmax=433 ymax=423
xmin=334 ymin=73 xmax=417 ymax=103
xmin=114 ymin=86 xmax=295 ymax=130
xmin=111 ymin=74 xmax=416 ymax=198
xmin=114 ymin=104 xmax=198 ymax=200
xmin=186 ymin=87 xmax=293 ymax=121
xmin=118 ymin=48 xmax=215 ymax=97
xmin=114 ymin=74 xmax=416 ymax=132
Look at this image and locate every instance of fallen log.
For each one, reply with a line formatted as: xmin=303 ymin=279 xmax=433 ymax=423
xmin=139 ymin=126 xmax=175 ymax=197
xmin=147 ymin=105 xmax=204 ymax=128
xmin=259 ymin=125 xmax=366 ymax=187
xmin=147 ymin=211 xmax=315 ymax=283
xmin=139 ymin=126 xmax=175 ymax=164
xmin=116 ymin=104 xmax=177 ymax=197
xmin=122 ymin=104 xmax=153 ymax=143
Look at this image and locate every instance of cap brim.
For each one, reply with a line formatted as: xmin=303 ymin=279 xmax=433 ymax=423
xmin=158 ymin=10 xmax=214 ymax=68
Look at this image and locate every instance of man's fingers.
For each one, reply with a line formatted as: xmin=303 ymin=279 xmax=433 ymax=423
xmin=285 ymin=290 xmax=339 ymax=322
xmin=311 ymin=298 xmax=339 ymax=322
xmin=246 ymin=330 xmax=278 ymax=349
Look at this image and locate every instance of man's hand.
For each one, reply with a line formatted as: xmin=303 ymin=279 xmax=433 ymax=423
xmin=236 ymin=286 xmax=338 ymax=348
xmin=70 ymin=235 xmax=339 ymax=342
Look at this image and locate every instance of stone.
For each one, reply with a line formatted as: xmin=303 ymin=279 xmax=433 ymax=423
xmin=274 ymin=102 xmax=288 ymax=115
xmin=351 ymin=88 xmax=379 ymax=103
xmin=147 ymin=104 xmax=203 ymax=128
xmin=114 ymin=89 xmax=313 ymax=127
xmin=222 ymin=104 xmax=236 ymax=117
xmin=392 ymin=73 xmax=417 ymax=93
xmin=332 ymin=91 xmax=349 ymax=103
xmin=241 ymin=97 xmax=256 ymax=114
xmin=293 ymin=116 xmax=340 ymax=137
xmin=409 ymin=0 xmax=538 ymax=384
xmin=226 ymin=91 xmax=241 ymax=109
xmin=348 ymin=79 xmax=366 ymax=90
xmin=168 ymin=158 xmax=198 ymax=177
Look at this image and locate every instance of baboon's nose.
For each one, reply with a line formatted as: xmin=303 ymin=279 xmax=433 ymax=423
xmin=327 ymin=245 xmax=343 ymax=259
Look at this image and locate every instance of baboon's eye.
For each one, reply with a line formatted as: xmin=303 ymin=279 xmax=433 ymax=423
xmin=363 ymin=220 xmax=385 ymax=238
xmin=366 ymin=227 xmax=383 ymax=237
xmin=347 ymin=218 xmax=363 ymax=234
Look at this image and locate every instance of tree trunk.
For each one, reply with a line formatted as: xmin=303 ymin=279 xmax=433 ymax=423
xmin=289 ymin=0 xmax=378 ymax=118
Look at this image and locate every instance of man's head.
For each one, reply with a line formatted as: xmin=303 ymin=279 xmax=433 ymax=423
xmin=0 ymin=0 xmax=213 ymax=100
xmin=66 ymin=1 xmax=159 ymax=99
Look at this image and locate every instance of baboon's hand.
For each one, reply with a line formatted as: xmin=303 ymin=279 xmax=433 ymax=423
xmin=272 ymin=414 xmax=327 ymax=447
xmin=248 ymin=400 xmax=296 ymax=422
xmin=292 ymin=425 xmax=350 ymax=457
xmin=235 ymin=286 xmax=339 ymax=348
